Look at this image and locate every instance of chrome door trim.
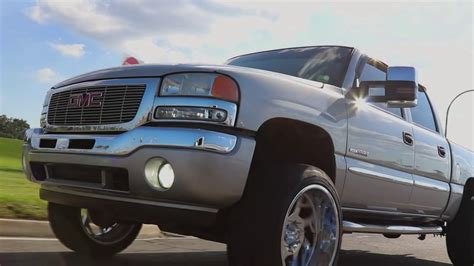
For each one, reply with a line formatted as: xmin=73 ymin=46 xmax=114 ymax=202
xmin=413 ymin=176 xmax=450 ymax=192
xmin=348 ymin=167 xmax=414 ymax=186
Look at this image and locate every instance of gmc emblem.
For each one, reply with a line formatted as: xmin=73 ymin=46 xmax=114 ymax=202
xmin=68 ymin=92 xmax=103 ymax=108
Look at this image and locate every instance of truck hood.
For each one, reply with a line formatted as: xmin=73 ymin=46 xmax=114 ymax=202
xmin=53 ymin=64 xmax=253 ymax=88
xmin=52 ymin=63 xmax=325 ymax=90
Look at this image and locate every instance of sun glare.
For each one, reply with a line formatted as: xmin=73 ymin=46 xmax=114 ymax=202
xmin=354 ymin=96 xmax=369 ymax=110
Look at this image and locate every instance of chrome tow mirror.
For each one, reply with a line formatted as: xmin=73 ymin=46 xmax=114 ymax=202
xmin=359 ymin=66 xmax=418 ymax=108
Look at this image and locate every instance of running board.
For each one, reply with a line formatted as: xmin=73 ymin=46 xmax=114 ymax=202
xmin=343 ymin=221 xmax=443 ymax=234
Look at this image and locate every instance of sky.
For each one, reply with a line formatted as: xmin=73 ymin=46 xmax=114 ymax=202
xmin=0 ymin=0 xmax=473 ymax=150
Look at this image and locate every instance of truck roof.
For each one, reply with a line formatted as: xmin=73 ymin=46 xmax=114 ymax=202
xmin=226 ymin=45 xmax=355 ymax=62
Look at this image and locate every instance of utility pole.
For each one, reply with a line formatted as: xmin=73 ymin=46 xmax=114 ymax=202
xmin=445 ymin=89 xmax=474 ymax=137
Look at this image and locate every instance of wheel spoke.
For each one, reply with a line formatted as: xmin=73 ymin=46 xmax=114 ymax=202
xmin=293 ymin=198 xmax=304 ymax=216
xmin=287 ymin=213 xmax=300 ymax=224
xmin=313 ymin=201 xmax=323 ymax=238
xmin=81 ymin=209 xmax=89 ymax=225
xmin=100 ymin=227 xmax=109 ymax=235
xmin=291 ymin=250 xmax=300 ymax=266
xmin=282 ymin=246 xmax=292 ymax=260
xmin=301 ymin=238 xmax=313 ymax=265
xmin=81 ymin=210 xmax=95 ymax=235
xmin=85 ymin=223 xmax=95 ymax=236
xmin=80 ymin=209 xmax=118 ymax=238
xmin=293 ymin=195 xmax=313 ymax=216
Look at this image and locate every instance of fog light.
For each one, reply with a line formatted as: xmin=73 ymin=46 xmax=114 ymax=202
xmin=144 ymin=158 xmax=175 ymax=190
xmin=158 ymin=163 xmax=174 ymax=189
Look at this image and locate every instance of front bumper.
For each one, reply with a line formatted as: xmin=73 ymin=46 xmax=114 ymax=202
xmin=23 ymin=126 xmax=255 ymax=212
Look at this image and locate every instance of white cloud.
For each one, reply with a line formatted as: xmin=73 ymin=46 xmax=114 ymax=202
xmin=24 ymin=4 xmax=49 ymax=24
xmin=24 ymin=0 xmax=279 ymax=63
xmin=49 ymin=43 xmax=85 ymax=58
xmin=36 ymin=68 xmax=58 ymax=83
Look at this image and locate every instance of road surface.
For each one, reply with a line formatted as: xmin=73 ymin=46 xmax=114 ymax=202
xmin=0 ymin=234 xmax=451 ymax=265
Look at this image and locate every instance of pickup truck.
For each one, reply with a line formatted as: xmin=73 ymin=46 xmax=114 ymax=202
xmin=22 ymin=45 xmax=474 ymax=266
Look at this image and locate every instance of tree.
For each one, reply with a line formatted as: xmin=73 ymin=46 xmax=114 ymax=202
xmin=0 ymin=115 xmax=30 ymax=140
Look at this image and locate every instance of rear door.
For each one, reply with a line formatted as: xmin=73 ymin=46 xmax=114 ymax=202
xmin=407 ymin=87 xmax=450 ymax=216
xmin=342 ymin=59 xmax=415 ymax=213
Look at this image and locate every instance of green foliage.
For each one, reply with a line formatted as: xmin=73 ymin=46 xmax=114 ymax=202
xmin=0 ymin=137 xmax=46 ymax=219
xmin=0 ymin=115 xmax=30 ymax=140
xmin=0 ymin=137 xmax=23 ymax=171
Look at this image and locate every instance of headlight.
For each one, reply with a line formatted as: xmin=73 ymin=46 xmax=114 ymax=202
xmin=40 ymin=114 xmax=46 ymax=128
xmin=155 ymin=106 xmax=227 ymax=122
xmin=41 ymin=89 xmax=52 ymax=128
xmin=160 ymin=73 xmax=239 ymax=102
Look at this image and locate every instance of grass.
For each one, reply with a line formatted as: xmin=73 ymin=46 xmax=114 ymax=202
xmin=0 ymin=137 xmax=47 ymax=220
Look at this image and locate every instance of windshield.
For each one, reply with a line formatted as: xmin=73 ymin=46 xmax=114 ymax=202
xmin=226 ymin=46 xmax=353 ymax=87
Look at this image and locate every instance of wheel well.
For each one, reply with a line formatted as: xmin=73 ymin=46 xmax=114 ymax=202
xmin=449 ymin=177 xmax=474 ymax=222
xmin=250 ymin=118 xmax=336 ymax=182
xmin=462 ymin=178 xmax=474 ymax=201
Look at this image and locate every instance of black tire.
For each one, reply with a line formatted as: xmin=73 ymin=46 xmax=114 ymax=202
xmin=48 ymin=202 xmax=142 ymax=257
xmin=227 ymin=164 xmax=342 ymax=266
xmin=446 ymin=197 xmax=474 ymax=266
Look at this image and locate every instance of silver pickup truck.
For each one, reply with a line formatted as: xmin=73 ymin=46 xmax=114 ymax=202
xmin=22 ymin=46 xmax=473 ymax=266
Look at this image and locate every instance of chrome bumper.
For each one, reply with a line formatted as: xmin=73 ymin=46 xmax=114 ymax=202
xmin=26 ymin=127 xmax=237 ymax=155
xmin=23 ymin=127 xmax=255 ymax=210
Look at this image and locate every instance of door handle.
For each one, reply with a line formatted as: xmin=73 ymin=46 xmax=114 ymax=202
xmin=402 ymin=132 xmax=414 ymax=146
xmin=438 ymin=146 xmax=447 ymax=158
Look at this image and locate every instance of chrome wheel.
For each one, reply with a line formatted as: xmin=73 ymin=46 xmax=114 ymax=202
xmin=80 ymin=209 xmax=134 ymax=245
xmin=281 ymin=184 xmax=340 ymax=266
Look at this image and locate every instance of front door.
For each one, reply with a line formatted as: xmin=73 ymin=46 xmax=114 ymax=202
xmin=342 ymin=59 xmax=415 ymax=213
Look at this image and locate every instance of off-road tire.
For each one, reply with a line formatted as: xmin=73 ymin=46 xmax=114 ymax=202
xmin=227 ymin=163 xmax=342 ymax=266
xmin=446 ymin=196 xmax=474 ymax=265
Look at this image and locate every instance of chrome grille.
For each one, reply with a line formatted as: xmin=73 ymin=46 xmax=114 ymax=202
xmin=47 ymin=85 xmax=146 ymax=125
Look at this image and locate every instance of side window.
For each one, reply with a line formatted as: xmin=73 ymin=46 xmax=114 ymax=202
xmin=360 ymin=63 xmax=385 ymax=81
xmin=410 ymin=90 xmax=438 ymax=132
xmin=359 ymin=62 xmax=403 ymax=118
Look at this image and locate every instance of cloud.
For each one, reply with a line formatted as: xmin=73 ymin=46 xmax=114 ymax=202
xmin=24 ymin=4 xmax=49 ymax=24
xmin=49 ymin=42 xmax=85 ymax=58
xmin=36 ymin=68 xmax=58 ymax=83
xmin=23 ymin=0 xmax=288 ymax=63
xmin=24 ymin=1 xmax=238 ymax=40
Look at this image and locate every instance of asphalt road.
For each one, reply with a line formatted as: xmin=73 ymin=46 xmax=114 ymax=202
xmin=0 ymin=234 xmax=452 ymax=266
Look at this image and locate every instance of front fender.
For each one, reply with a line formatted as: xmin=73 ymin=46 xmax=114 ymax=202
xmin=227 ymin=70 xmax=348 ymax=155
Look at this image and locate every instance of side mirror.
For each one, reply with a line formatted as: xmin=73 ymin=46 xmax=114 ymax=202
xmin=359 ymin=66 xmax=418 ymax=108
